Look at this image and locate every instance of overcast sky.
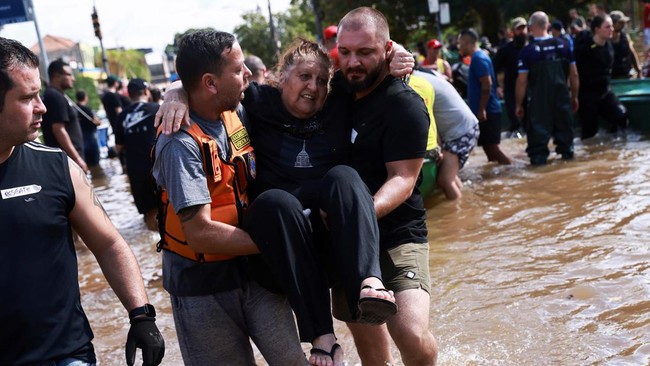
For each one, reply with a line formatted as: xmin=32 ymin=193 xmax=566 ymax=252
xmin=0 ymin=0 xmax=292 ymax=55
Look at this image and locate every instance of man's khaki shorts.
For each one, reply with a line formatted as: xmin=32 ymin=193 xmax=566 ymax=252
xmin=332 ymin=242 xmax=431 ymax=322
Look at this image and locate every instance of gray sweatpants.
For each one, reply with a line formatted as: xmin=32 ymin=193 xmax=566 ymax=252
xmin=171 ymin=280 xmax=308 ymax=366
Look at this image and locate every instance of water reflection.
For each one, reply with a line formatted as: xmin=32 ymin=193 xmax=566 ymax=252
xmin=81 ymin=135 xmax=649 ymax=365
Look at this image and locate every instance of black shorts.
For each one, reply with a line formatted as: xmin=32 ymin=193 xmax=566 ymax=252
xmin=477 ymin=112 xmax=502 ymax=146
xmin=128 ymin=173 xmax=158 ymax=214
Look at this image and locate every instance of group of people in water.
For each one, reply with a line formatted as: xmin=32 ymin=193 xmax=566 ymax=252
xmin=2 ymin=3 xmax=647 ymax=366
xmin=482 ymin=7 xmax=640 ymax=166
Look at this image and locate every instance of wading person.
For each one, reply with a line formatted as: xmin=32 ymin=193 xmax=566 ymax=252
xmin=574 ymin=14 xmax=629 ymax=139
xmin=0 ymin=36 xmax=164 ymax=366
xmin=516 ymin=11 xmax=580 ymax=165
xmin=460 ymin=28 xmax=512 ymax=165
xmin=334 ymin=7 xmax=439 ymax=365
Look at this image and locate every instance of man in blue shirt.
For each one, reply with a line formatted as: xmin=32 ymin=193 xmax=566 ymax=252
xmin=516 ymin=11 xmax=580 ymax=165
xmin=459 ymin=28 xmax=512 ymax=165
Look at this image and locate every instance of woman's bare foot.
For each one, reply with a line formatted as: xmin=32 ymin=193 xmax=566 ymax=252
xmin=310 ymin=333 xmax=345 ymax=366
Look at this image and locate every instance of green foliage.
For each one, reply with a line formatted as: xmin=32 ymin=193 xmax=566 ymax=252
xmin=165 ymin=0 xmax=637 ymax=71
xmin=234 ymin=3 xmax=317 ymax=69
xmin=104 ymin=49 xmax=151 ymax=80
xmin=234 ymin=11 xmax=278 ymax=68
xmin=277 ymin=3 xmax=317 ymax=49
xmin=66 ymin=75 xmax=101 ymax=111
xmin=296 ymin=0 xmax=634 ymax=48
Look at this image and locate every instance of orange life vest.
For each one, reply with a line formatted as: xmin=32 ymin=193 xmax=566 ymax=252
xmin=156 ymin=111 xmax=256 ymax=262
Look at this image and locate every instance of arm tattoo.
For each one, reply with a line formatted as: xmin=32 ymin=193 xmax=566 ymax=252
xmin=178 ymin=205 xmax=201 ymax=223
xmin=71 ymin=158 xmax=110 ymax=221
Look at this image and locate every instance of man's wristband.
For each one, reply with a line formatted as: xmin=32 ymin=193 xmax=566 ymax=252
xmin=129 ymin=303 xmax=156 ymax=320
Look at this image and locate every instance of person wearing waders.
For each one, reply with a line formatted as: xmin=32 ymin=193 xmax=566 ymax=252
xmin=515 ymin=11 xmax=580 ymax=166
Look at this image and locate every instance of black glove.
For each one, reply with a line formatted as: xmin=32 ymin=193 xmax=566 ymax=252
xmin=125 ymin=317 xmax=165 ymax=366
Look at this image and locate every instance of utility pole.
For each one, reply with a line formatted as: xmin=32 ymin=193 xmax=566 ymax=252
xmin=267 ymin=0 xmax=280 ymax=61
xmin=312 ymin=0 xmax=324 ymax=42
xmin=24 ymin=0 xmax=49 ymax=83
xmin=91 ymin=5 xmax=109 ymax=76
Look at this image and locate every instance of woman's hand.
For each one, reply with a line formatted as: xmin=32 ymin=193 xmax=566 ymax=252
xmin=389 ymin=42 xmax=414 ymax=77
xmin=154 ymin=81 xmax=190 ymax=135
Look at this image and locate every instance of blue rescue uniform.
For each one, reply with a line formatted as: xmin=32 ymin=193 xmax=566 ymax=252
xmin=518 ymin=36 xmax=575 ymax=164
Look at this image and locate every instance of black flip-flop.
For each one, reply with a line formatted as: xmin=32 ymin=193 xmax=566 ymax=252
xmin=310 ymin=343 xmax=342 ymax=364
xmin=357 ymin=285 xmax=398 ymax=325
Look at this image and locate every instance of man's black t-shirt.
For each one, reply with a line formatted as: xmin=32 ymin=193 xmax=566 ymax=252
xmin=119 ymin=94 xmax=133 ymax=110
xmin=347 ymin=75 xmax=429 ymax=250
xmin=115 ymin=101 xmax=159 ymax=177
xmin=243 ymin=82 xmax=351 ymax=208
xmin=494 ymin=41 xmax=525 ymax=91
xmin=41 ymin=86 xmax=84 ymax=158
xmin=76 ymin=104 xmax=97 ymax=133
xmin=100 ymin=91 xmax=122 ymax=127
xmin=612 ymin=31 xmax=633 ymax=78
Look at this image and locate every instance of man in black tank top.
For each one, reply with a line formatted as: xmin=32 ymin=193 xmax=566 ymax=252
xmin=0 ymin=37 xmax=164 ymax=366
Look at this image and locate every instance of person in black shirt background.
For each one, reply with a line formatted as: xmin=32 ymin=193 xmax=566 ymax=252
xmin=610 ymin=10 xmax=642 ymax=79
xmin=100 ymin=75 xmax=124 ymax=129
xmin=114 ymin=78 xmax=159 ymax=230
xmin=75 ymin=90 xmax=101 ymax=167
xmin=494 ymin=16 xmax=529 ymax=136
xmin=101 ymin=75 xmax=131 ymax=167
xmin=574 ymin=15 xmax=629 ymax=139
xmin=41 ymin=59 xmax=87 ymax=172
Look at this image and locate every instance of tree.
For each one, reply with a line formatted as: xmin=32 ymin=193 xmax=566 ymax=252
xmin=67 ymin=75 xmax=101 ymax=111
xmin=94 ymin=49 xmax=151 ymax=81
xmin=104 ymin=49 xmax=151 ymax=81
xmin=234 ymin=11 xmax=278 ymax=67
xmin=296 ymin=0 xmax=635 ymax=48
xmin=234 ymin=2 xmax=317 ymax=69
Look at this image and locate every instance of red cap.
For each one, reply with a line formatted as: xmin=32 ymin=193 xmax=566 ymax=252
xmin=427 ymin=39 xmax=442 ymax=49
xmin=324 ymin=25 xmax=337 ymax=40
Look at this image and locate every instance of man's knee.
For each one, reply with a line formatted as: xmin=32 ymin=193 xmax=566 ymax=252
xmin=390 ymin=323 xmax=438 ymax=365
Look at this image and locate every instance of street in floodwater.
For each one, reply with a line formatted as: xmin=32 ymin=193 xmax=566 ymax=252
xmin=78 ymin=134 xmax=650 ymax=365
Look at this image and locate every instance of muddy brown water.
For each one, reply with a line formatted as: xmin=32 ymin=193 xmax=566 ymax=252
xmin=79 ymin=134 xmax=649 ymax=365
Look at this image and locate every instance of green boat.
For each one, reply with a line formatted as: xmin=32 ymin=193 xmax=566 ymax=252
xmin=610 ymin=78 xmax=650 ymax=131
xmin=419 ymin=158 xmax=438 ymax=198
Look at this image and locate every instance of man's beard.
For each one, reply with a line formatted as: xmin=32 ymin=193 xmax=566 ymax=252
xmin=342 ymin=59 xmax=385 ymax=93
xmin=513 ymin=34 xmax=527 ymax=47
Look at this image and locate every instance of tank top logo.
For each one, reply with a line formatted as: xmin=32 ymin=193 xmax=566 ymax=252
xmin=1 ymin=184 xmax=42 ymax=200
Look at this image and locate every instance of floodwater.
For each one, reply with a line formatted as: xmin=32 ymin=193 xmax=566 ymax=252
xmin=79 ymin=134 xmax=649 ymax=365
